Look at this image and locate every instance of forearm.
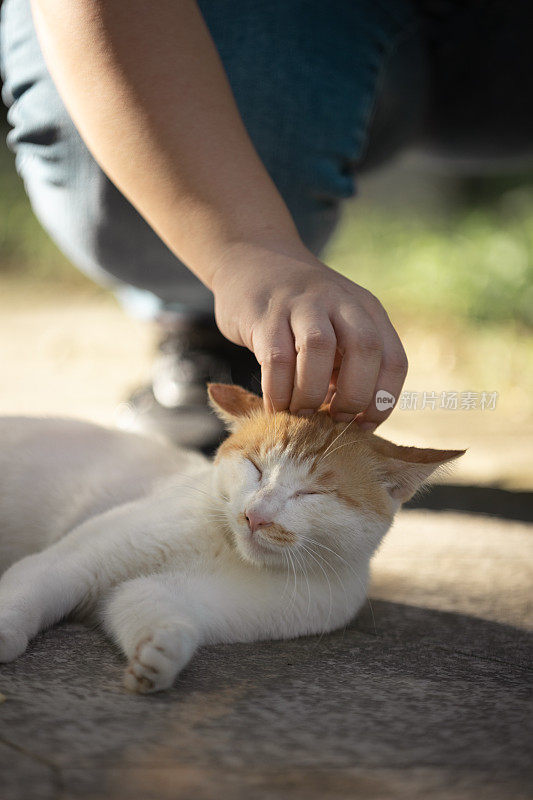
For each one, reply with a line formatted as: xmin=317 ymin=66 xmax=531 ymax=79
xmin=31 ymin=0 xmax=409 ymax=424
xmin=31 ymin=0 xmax=302 ymax=288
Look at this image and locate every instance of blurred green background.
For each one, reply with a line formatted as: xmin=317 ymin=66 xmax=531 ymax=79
xmin=332 ymin=174 xmax=533 ymax=330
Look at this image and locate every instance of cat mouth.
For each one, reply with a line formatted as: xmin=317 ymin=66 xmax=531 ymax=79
xmin=240 ymin=528 xmax=284 ymax=560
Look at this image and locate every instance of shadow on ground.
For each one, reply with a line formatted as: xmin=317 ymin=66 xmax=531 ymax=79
xmin=1 ymin=598 xmax=531 ymax=800
xmin=407 ymin=484 xmax=533 ymax=522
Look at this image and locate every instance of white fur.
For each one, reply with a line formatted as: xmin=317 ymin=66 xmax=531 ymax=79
xmin=0 ymin=417 xmax=391 ymax=693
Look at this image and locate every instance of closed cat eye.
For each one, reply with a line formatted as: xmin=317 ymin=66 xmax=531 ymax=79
xmin=247 ymin=458 xmax=262 ymax=478
xmin=294 ymin=489 xmax=322 ymax=497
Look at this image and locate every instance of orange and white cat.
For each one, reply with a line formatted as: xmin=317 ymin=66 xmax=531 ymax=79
xmin=0 ymin=384 xmax=463 ymax=693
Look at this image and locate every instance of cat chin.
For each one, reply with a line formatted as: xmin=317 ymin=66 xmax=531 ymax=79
xmin=232 ymin=527 xmax=286 ymax=569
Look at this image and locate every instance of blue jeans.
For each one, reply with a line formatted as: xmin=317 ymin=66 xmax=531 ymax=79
xmin=2 ymin=1 xmax=530 ymax=319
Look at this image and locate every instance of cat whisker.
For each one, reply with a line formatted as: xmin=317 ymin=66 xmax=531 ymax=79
xmin=300 ymin=536 xmax=377 ymax=636
xmin=299 ymin=536 xmax=359 ymax=578
xmin=283 ymin=550 xmax=296 ymax=616
xmin=318 ymin=416 xmax=357 ymax=462
xmin=286 ymin=547 xmax=298 ymax=618
xmin=280 ymin=551 xmax=293 ymax=609
xmin=292 ymin=545 xmax=311 ymax=618
xmin=299 ymin=540 xmax=350 ymax=620
xmin=298 ymin=542 xmax=333 ymax=638
xmin=317 ymin=439 xmax=360 ymax=462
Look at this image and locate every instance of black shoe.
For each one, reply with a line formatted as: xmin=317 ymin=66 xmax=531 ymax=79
xmin=115 ymin=316 xmax=261 ymax=453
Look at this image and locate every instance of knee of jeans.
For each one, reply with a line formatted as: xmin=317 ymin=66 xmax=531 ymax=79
xmin=7 ymin=100 xmax=126 ymax=293
xmin=1 ymin=2 xmax=79 ymax=188
xmin=20 ymin=130 xmax=203 ymax=305
xmin=5 ymin=77 xmax=86 ymax=198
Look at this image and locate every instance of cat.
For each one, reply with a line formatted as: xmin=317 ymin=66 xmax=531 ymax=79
xmin=0 ymin=383 xmax=464 ymax=693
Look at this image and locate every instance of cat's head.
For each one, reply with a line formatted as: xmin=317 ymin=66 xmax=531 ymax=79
xmin=208 ymin=383 xmax=464 ymax=571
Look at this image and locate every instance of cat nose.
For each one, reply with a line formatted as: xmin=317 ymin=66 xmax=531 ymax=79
xmin=245 ymin=509 xmax=271 ymax=533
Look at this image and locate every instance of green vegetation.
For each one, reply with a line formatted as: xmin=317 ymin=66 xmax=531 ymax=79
xmin=1 ymin=127 xmax=532 ymax=328
xmin=329 ymin=189 xmax=533 ymax=329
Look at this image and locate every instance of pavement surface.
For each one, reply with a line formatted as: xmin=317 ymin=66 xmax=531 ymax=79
xmin=1 ymin=509 xmax=531 ymax=800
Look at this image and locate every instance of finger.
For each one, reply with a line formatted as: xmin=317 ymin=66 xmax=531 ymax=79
xmin=328 ymin=309 xmax=383 ymax=421
xmin=253 ymin=319 xmax=296 ymax=412
xmin=288 ymin=312 xmax=337 ymax=415
xmin=355 ymin=309 xmax=408 ymax=430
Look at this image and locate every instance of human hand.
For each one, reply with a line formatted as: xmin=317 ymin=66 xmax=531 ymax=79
xmin=211 ymin=240 xmax=408 ymax=429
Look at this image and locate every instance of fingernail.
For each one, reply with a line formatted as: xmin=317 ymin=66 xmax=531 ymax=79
xmin=332 ymin=413 xmax=354 ymax=423
xmin=296 ymin=409 xmax=315 ymax=418
xmin=358 ymin=421 xmax=378 ymax=432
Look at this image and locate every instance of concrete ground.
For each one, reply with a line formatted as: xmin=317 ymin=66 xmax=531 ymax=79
xmin=1 ymin=509 xmax=532 ymax=800
xmin=0 ymin=290 xmax=532 ymax=799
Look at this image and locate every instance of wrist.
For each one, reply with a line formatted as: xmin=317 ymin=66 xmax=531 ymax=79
xmin=208 ymin=233 xmax=312 ymax=292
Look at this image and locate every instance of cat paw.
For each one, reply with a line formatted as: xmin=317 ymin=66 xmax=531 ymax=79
xmin=124 ymin=626 xmax=196 ymax=694
xmin=0 ymin=623 xmax=28 ymax=662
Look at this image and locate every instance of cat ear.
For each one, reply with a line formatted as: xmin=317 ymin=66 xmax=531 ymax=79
xmin=207 ymin=383 xmax=263 ymax=429
xmin=370 ymin=436 xmax=466 ymax=503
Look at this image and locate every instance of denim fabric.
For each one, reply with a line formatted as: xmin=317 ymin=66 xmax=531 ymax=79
xmin=0 ymin=0 xmax=424 ymax=318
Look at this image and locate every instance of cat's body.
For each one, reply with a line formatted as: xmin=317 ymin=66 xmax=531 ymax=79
xmin=0 ymin=416 xmax=210 ymax=568
xmin=0 ymin=384 xmax=463 ymax=693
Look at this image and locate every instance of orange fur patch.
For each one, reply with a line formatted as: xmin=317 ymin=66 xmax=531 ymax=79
xmin=212 ymin=384 xmax=464 ymax=516
xmin=216 ymin=409 xmax=390 ymax=519
xmin=261 ymin=523 xmax=297 ymax=547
